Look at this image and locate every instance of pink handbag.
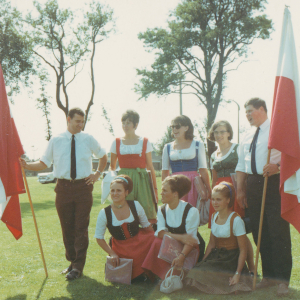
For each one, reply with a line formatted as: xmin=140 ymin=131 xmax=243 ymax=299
xmin=158 ymin=235 xmax=199 ymax=270
xmin=105 ymin=257 xmax=133 ymax=285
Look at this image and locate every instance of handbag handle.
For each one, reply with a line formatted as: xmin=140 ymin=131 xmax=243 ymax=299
xmin=164 ymin=267 xmax=184 ymax=280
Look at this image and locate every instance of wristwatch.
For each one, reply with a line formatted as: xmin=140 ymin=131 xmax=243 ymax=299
xmin=276 ymin=163 xmax=281 ymax=171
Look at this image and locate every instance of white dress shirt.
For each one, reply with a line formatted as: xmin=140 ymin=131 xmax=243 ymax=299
xmin=162 ymin=140 xmax=207 ymax=170
xmin=235 ymin=119 xmax=281 ymax=175
xmin=155 ymin=200 xmax=200 ymax=243
xmin=211 ymin=212 xmax=246 ymax=238
xmin=41 ymin=130 xmax=106 ymax=179
xmin=94 ymin=201 xmax=150 ymax=239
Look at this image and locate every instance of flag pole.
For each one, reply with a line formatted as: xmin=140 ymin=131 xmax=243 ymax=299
xmin=20 ymin=165 xmax=48 ymax=278
xmin=252 ymin=149 xmax=271 ymax=290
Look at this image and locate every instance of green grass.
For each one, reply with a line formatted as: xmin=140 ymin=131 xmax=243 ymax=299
xmin=1 ymin=177 xmax=300 ymax=300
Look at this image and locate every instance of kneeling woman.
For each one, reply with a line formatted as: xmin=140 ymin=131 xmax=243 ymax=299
xmin=185 ymin=182 xmax=252 ymax=294
xmin=95 ymin=175 xmax=155 ymax=280
xmin=142 ymin=175 xmax=205 ymax=280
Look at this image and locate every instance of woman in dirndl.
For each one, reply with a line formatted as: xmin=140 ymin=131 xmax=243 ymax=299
xmin=185 ymin=182 xmax=252 ymax=294
xmin=207 ymin=120 xmax=255 ymax=272
xmin=95 ymin=175 xmax=155 ymax=280
xmin=161 ymin=115 xmax=211 ymax=207
xmin=142 ymin=175 xmax=205 ymax=280
xmin=110 ymin=110 xmax=157 ymax=222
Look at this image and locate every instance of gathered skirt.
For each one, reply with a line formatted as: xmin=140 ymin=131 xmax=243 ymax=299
xmin=118 ymin=168 xmax=157 ymax=219
xmin=112 ymin=227 xmax=155 ymax=279
xmin=173 ymin=171 xmax=199 ymax=207
xmin=185 ymin=247 xmax=252 ymax=294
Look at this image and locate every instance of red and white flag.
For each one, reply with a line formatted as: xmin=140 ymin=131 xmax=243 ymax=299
xmin=268 ymin=7 xmax=300 ymax=233
xmin=0 ymin=64 xmax=26 ymax=239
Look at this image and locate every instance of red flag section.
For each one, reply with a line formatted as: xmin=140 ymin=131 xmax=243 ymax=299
xmin=268 ymin=8 xmax=300 ymax=233
xmin=0 ymin=64 xmax=25 ymax=239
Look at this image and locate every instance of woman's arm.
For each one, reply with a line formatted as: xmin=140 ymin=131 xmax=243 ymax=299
xmin=211 ymin=169 xmax=218 ymax=188
xmin=145 ymin=152 xmax=158 ymax=200
xmin=229 ymin=234 xmax=247 ymax=286
xmin=161 ymin=170 xmax=169 ymax=181
xmin=157 ymin=230 xmax=198 ymax=247
xmin=199 ymin=168 xmax=212 ymax=200
xmin=171 ymin=244 xmax=194 ymax=269
xmin=202 ymin=232 xmax=216 ymax=260
xmin=96 ymin=239 xmax=120 ymax=267
xmin=110 ymin=153 xmax=118 ymax=171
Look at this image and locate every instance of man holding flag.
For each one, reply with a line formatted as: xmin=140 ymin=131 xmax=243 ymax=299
xmin=21 ymin=107 xmax=107 ymax=280
xmin=236 ymin=97 xmax=292 ymax=296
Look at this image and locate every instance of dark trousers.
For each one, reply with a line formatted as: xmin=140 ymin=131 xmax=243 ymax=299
xmin=246 ymin=174 xmax=292 ymax=283
xmin=55 ymin=179 xmax=93 ymax=272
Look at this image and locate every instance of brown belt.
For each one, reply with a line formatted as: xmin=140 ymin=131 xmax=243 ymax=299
xmin=57 ymin=178 xmax=86 ymax=184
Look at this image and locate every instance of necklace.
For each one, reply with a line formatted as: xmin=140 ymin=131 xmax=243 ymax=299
xmin=113 ymin=204 xmax=123 ymax=209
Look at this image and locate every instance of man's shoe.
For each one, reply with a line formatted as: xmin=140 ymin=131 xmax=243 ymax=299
xmin=61 ymin=265 xmax=72 ymax=274
xmin=256 ymin=278 xmax=277 ymax=289
xmin=277 ymin=283 xmax=289 ymax=296
xmin=65 ymin=269 xmax=82 ymax=280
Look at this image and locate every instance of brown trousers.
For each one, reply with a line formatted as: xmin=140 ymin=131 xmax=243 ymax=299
xmin=55 ymin=179 xmax=93 ymax=272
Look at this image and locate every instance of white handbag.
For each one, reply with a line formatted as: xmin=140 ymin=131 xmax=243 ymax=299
xmin=160 ymin=267 xmax=184 ymax=294
xmin=101 ymin=171 xmax=117 ymax=204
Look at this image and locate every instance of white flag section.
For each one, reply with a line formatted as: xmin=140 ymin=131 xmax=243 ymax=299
xmin=268 ymin=7 xmax=300 ymax=232
xmin=278 ymin=8 xmax=300 ymax=200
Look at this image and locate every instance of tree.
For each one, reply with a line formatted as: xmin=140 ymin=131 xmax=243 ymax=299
xmin=0 ymin=0 xmax=35 ymax=98
xmin=155 ymin=126 xmax=173 ymax=156
xmin=26 ymin=0 xmax=115 ymax=127
xmin=135 ymin=0 xmax=272 ymax=133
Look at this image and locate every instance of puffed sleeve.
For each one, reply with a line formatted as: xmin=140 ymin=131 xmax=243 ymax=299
xmin=155 ymin=206 xmax=168 ymax=236
xmin=161 ymin=144 xmax=170 ymax=170
xmin=185 ymin=207 xmax=200 ymax=243
xmin=90 ymin=135 xmax=106 ymax=158
xmin=40 ymin=138 xmax=54 ymax=168
xmin=233 ymin=216 xmax=246 ymax=236
xmin=197 ymin=141 xmax=207 ymax=168
xmin=110 ymin=140 xmax=117 ymax=154
xmin=94 ymin=209 xmax=108 ymax=239
xmin=134 ymin=201 xmax=151 ymax=228
xmin=146 ymin=139 xmax=153 ymax=153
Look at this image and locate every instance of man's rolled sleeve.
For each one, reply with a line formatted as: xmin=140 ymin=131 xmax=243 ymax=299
xmin=40 ymin=138 xmax=54 ymax=168
xmin=90 ymin=136 xmax=106 ymax=158
xmin=235 ymin=141 xmax=246 ymax=173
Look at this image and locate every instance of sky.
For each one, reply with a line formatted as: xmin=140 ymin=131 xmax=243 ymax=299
xmin=8 ymin=0 xmax=300 ymax=159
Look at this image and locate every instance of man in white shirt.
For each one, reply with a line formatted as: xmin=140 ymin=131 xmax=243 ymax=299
xmin=235 ymin=98 xmax=292 ymax=296
xmin=21 ymin=108 xmax=107 ymax=280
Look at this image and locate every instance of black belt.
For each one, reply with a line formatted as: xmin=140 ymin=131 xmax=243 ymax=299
xmin=57 ymin=178 xmax=86 ymax=184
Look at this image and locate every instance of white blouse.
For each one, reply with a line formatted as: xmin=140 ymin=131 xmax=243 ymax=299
xmin=155 ymin=200 xmax=200 ymax=243
xmin=210 ymin=143 xmax=239 ymax=169
xmin=211 ymin=211 xmax=246 ymax=238
xmin=162 ymin=140 xmax=207 ymax=170
xmin=94 ymin=201 xmax=150 ymax=239
xmin=110 ymin=137 xmax=153 ymax=155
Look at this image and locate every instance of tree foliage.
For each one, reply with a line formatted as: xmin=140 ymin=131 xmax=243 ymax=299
xmin=155 ymin=126 xmax=173 ymax=156
xmin=0 ymin=0 xmax=35 ymax=98
xmin=135 ymin=0 xmax=273 ymax=131
xmin=26 ymin=0 xmax=115 ymax=126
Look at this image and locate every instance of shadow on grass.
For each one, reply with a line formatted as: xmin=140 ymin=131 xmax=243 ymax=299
xmin=6 ymin=295 xmax=27 ymax=300
xmin=45 ymin=275 xmax=159 ymax=300
xmin=36 ymin=277 xmax=48 ymax=300
xmin=20 ymin=201 xmax=55 ymax=216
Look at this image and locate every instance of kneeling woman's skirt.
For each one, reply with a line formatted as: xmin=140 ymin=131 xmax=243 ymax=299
xmin=185 ymin=248 xmax=252 ymax=294
xmin=112 ymin=226 xmax=155 ymax=279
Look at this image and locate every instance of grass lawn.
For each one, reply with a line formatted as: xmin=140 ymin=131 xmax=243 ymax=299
xmin=1 ymin=177 xmax=300 ymax=300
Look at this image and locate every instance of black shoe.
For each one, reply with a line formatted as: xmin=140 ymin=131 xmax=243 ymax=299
xmin=65 ymin=269 xmax=82 ymax=280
